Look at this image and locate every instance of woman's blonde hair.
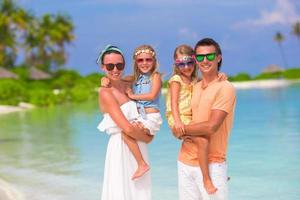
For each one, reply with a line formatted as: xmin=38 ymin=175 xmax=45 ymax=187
xmin=173 ymin=44 xmax=197 ymax=80
xmin=132 ymin=45 xmax=159 ymax=81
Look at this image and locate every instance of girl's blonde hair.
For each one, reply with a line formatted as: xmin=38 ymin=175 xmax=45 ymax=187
xmin=173 ymin=44 xmax=198 ymax=80
xmin=132 ymin=45 xmax=159 ymax=82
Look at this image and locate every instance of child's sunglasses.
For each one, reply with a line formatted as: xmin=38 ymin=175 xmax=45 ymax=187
xmin=104 ymin=63 xmax=125 ymax=71
xmin=175 ymin=60 xmax=195 ymax=68
xmin=195 ymin=53 xmax=216 ymax=62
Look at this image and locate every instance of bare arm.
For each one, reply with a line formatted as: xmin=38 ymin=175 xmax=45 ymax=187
xmin=99 ymin=89 xmax=153 ymax=143
xmin=170 ymin=81 xmax=182 ymax=124
xmin=127 ymin=73 xmax=162 ymax=101
xmin=184 ymin=109 xmax=227 ymax=136
xmin=172 ymin=109 xmax=227 ymax=138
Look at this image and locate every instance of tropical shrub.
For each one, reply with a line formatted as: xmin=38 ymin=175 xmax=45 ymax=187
xmin=229 ymin=73 xmax=251 ymax=82
xmin=254 ymin=72 xmax=283 ymax=80
xmin=0 ymin=79 xmax=28 ymax=105
xmin=283 ymin=68 xmax=300 ymax=79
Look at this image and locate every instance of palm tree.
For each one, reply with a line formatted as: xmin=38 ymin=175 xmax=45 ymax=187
xmin=49 ymin=14 xmax=75 ymax=69
xmin=291 ymin=21 xmax=300 ymax=45
xmin=0 ymin=0 xmax=29 ymax=68
xmin=274 ymin=32 xmax=288 ymax=69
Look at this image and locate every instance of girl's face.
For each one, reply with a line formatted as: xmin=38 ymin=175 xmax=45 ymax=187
xmin=102 ymin=53 xmax=125 ymax=81
xmin=175 ymin=54 xmax=195 ymax=79
xmin=135 ymin=52 xmax=155 ymax=74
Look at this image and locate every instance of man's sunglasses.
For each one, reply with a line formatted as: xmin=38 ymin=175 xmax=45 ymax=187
xmin=195 ymin=53 xmax=216 ymax=62
xmin=175 ymin=60 xmax=195 ymax=68
xmin=104 ymin=63 xmax=125 ymax=71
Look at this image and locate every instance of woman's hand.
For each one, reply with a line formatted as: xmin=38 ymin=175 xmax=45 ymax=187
xmin=126 ymin=88 xmax=134 ymax=99
xmin=100 ymin=77 xmax=111 ymax=87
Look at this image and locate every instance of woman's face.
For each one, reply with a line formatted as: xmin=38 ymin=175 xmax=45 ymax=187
xmin=102 ymin=53 xmax=125 ymax=81
xmin=135 ymin=52 xmax=155 ymax=74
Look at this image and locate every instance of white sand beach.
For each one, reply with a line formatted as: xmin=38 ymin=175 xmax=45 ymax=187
xmin=0 ymin=103 xmax=35 ymax=115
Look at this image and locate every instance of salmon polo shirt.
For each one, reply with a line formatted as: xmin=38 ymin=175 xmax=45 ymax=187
xmin=178 ymin=79 xmax=236 ymax=166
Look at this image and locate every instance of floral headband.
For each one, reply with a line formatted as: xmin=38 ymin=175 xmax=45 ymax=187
xmin=96 ymin=44 xmax=124 ymax=64
xmin=134 ymin=49 xmax=156 ymax=57
xmin=175 ymin=55 xmax=194 ymax=63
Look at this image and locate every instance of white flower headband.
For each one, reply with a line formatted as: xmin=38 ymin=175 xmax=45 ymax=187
xmin=175 ymin=55 xmax=194 ymax=63
xmin=134 ymin=49 xmax=156 ymax=57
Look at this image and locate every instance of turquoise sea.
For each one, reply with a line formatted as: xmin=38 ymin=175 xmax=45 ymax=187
xmin=0 ymin=84 xmax=300 ymax=200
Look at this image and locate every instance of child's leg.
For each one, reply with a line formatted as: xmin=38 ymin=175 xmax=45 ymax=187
xmin=122 ymin=132 xmax=150 ymax=180
xmin=193 ymin=136 xmax=217 ymax=194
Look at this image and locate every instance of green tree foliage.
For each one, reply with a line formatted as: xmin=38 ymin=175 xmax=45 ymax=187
xmin=0 ymin=0 xmax=74 ymax=70
xmin=254 ymin=72 xmax=283 ymax=80
xmin=0 ymin=79 xmax=28 ymax=105
xmin=228 ymin=73 xmax=251 ymax=82
xmin=0 ymin=0 xmax=30 ymax=68
xmin=283 ymin=68 xmax=300 ymax=79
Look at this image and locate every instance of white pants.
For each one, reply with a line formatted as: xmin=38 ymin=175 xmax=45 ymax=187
xmin=178 ymin=161 xmax=228 ymax=200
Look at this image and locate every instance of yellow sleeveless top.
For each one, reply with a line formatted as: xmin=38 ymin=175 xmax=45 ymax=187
xmin=165 ymin=75 xmax=197 ymax=127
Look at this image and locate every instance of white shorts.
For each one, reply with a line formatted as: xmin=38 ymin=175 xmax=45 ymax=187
xmin=178 ymin=161 xmax=228 ymax=200
xmin=136 ymin=112 xmax=162 ymax=135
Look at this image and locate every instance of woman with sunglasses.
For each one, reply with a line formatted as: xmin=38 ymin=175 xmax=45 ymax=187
xmin=97 ymin=45 xmax=153 ymax=200
xmin=101 ymin=44 xmax=163 ymax=181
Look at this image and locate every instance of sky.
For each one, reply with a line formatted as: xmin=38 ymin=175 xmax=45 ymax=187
xmin=18 ymin=0 xmax=300 ymax=78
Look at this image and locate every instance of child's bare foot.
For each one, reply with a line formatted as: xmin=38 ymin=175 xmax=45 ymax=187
xmin=131 ymin=163 xmax=150 ymax=180
xmin=204 ymin=179 xmax=217 ymax=194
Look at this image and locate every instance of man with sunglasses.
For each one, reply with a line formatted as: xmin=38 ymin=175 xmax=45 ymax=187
xmin=173 ymin=38 xmax=236 ymax=200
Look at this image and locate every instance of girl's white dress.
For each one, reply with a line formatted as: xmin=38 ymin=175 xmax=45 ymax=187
xmin=98 ymin=101 xmax=151 ymax=200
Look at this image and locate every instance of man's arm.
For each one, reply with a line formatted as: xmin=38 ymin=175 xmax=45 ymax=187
xmin=184 ymin=109 xmax=227 ymax=136
xmin=172 ymin=109 xmax=228 ymax=138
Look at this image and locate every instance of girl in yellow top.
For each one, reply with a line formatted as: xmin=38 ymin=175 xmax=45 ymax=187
xmin=166 ymin=44 xmax=218 ymax=194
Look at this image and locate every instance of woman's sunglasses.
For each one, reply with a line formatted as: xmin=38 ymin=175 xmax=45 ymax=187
xmin=195 ymin=53 xmax=216 ymax=62
xmin=104 ymin=63 xmax=125 ymax=71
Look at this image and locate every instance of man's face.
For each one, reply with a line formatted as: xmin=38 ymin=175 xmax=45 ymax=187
xmin=195 ymin=45 xmax=221 ymax=76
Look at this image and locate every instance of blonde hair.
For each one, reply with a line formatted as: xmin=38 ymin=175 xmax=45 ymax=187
xmin=172 ymin=44 xmax=198 ymax=80
xmin=132 ymin=45 xmax=159 ymax=82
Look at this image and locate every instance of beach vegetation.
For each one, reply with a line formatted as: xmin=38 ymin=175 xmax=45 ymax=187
xmin=0 ymin=69 xmax=101 ymax=106
xmin=283 ymin=68 xmax=300 ymax=79
xmin=229 ymin=73 xmax=251 ymax=82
